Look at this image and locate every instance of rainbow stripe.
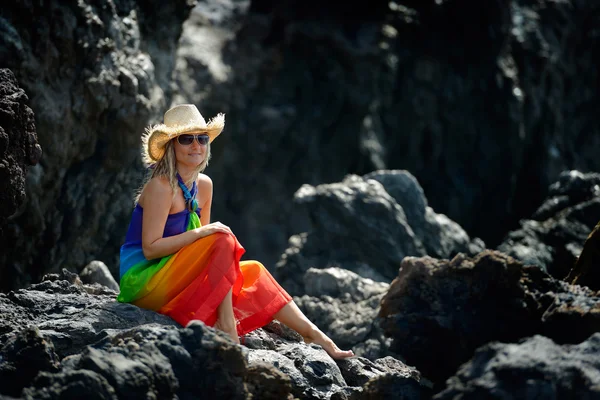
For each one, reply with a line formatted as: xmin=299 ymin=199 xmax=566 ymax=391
xmin=117 ymin=212 xmax=291 ymax=334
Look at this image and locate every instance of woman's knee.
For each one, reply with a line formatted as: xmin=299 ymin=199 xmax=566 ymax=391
xmin=213 ymin=232 xmax=235 ymax=251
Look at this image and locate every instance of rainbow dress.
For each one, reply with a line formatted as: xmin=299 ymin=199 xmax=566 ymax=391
xmin=117 ymin=176 xmax=292 ymax=335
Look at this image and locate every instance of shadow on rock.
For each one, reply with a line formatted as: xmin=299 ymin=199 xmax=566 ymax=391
xmin=498 ymin=170 xmax=600 ymax=280
xmin=275 ymin=170 xmax=483 ymax=296
xmin=435 ymin=334 xmax=600 ymax=400
xmin=566 ymin=220 xmax=600 ymax=291
xmin=379 ymin=250 xmax=600 ymax=385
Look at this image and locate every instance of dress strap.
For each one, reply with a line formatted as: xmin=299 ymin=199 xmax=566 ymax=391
xmin=176 ymin=173 xmax=199 ymax=213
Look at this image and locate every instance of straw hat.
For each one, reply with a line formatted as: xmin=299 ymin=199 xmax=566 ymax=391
xmin=142 ymin=104 xmax=224 ymax=165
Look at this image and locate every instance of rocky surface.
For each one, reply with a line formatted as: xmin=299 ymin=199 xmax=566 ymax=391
xmin=294 ymin=267 xmax=392 ymax=360
xmin=275 ymin=171 xmax=483 ymax=296
xmin=378 ymin=250 xmax=600 ymax=384
xmin=498 ymin=170 xmax=600 ymax=279
xmin=0 ymin=0 xmax=195 ymax=291
xmin=0 ymin=69 xmax=41 ymax=232
xmin=0 ymin=271 xmax=430 ymax=400
xmin=566 ymin=220 xmax=600 ymax=290
xmin=435 ymin=334 xmax=600 ymax=399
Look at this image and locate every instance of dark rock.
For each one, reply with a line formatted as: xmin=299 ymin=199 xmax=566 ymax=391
xmin=0 ymin=0 xmax=195 ymax=291
xmin=263 ymin=320 xmax=304 ymax=343
xmin=347 ymin=373 xmax=432 ymax=400
xmin=22 ymin=370 xmax=118 ymax=400
xmin=247 ymin=342 xmax=350 ymax=400
xmin=245 ymin=363 xmax=294 ymax=400
xmin=303 ymin=267 xmax=390 ymax=302
xmin=0 ymin=68 xmax=40 ymax=230
xmin=275 ymin=172 xmax=481 ymax=296
xmin=435 ymin=334 xmax=600 ymax=400
xmin=243 ymin=319 xmax=424 ymax=399
xmin=0 ymin=326 xmax=60 ymax=397
xmin=332 ymin=357 xmax=433 ymax=400
xmin=364 ymin=171 xmax=486 ymax=259
xmin=336 ymin=356 xmax=420 ymax=387
xmin=18 ymin=321 xmax=264 ymax=400
xmin=0 ymin=274 xmax=417 ymax=399
xmin=379 ymin=250 xmax=600 ymax=384
xmin=565 ymin=220 xmax=600 ymax=290
xmin=534 ymin=171 xmax=600 ymax=221
xmin=295 ymin=267 xmax=392 ymax=360
xmin=539 ymin=284 xmax=600 ymax=345
xmin=0 ymin=269 xmax=179 ymax=359
xmin=498 ymin=170 xmax=600 ymax=279
xmin=79 ymin=261 xmax=120 ymax=292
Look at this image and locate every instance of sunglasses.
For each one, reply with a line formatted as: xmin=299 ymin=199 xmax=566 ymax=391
xmin=177 ymin=134 xmax=210 ymax=146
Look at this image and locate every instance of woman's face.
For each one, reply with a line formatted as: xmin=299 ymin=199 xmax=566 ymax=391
xmin=173 ymin=133 xmax=209 ymax=167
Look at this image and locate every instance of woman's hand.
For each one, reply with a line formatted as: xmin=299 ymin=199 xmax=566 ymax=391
xmin=195 ymin=222 xmax=233 ymax=239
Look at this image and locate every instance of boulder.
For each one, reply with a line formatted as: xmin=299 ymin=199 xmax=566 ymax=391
xmin=79 ymin=261 xmax=120 ymax=292
xmin=379 ymin=250 xmax=600 ymax=383
xmin=275 ymin=171 xmax=482 ymax=296
xmin=498 ymin=170 xmax=600 ymax=279
xmin=565 ymin=220 xmax=600 ymax=290
xmin=295 ymin=267 xmax=392 ymax=360
xmin=436 ymin=334 xmax=600 ymax=399
xmin=0 ymin=68 xmax=41 ymax=230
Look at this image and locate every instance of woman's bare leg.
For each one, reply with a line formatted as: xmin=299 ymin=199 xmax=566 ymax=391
xmin=215 ymin=288 xmax=240 ymax=344
xmin=273 ymin=301 xmax=354 ymax=359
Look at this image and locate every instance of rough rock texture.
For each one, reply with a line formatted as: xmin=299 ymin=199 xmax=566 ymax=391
xmin=346 ymin=373 xmax=433 ymax=400
xmin=0 ymin=271 xmax=427 ymax=400
xmin=0 ymin=0 xmax=195 ymax=291
xmin=0 ymin=269 xmax=178 ymax=360
xmin=275 ymin=171 xmax=483 ymax=296
xmin=0 ymin=69 xmax=41 ymax=230
xmin=294 ymin=267 xmax=392 ymax=360
xmin=79 ymin=260 xmax=120 ymax=292
xmin=19 ymin=323 xmax=269 ymax=400
xmin=379 ymin=250 xmax=600 ymax=384
xmin=498 ymin=170 xmax=600 ymax=279
xmin=566 ymin=220 xmax=600 ymax=290
xmin=172 ymin=0 xmax=600 ymax=273
xmin=0 ymin=326 xmax=60 ymax=398
xmin=435 ymin=334 xmax=600 ymax=400
xmin=243 ymin=322 xmax=430 ymax=400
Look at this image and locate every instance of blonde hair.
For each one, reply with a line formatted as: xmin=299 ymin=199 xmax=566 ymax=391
xmin=134 ymin=139 xmax=212 ymax=204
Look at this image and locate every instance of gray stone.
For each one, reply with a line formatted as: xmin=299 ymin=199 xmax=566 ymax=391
xmin=436 ymin=334 xmax=600 ymax=400
xmin=498 ymin=170 xmax=600 ymax=279
xmin=379 ymin=250 xmax=600 ymax=384
xmin=275 ymin=172 xmax=481 ymax=296
xmin=296 ymin=267 xmax=392 ymax=360
xmin=80 ymin=261 xmax=120 ymax=292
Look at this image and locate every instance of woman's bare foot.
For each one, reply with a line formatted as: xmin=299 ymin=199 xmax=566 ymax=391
xmin=303 ymin=326 xmax=354 ymax=360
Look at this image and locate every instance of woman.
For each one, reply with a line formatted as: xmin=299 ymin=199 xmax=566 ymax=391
xmin=117 ymin=104 xmax=353 ymax=359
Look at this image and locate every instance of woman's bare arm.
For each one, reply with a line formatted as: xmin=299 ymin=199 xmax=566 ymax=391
xmin=140 ymin=177 xmax=202 ymax=259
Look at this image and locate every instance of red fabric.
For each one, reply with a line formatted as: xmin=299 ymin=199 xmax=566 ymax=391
xmin=133 ymin=233 xmax=292 ymax=335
